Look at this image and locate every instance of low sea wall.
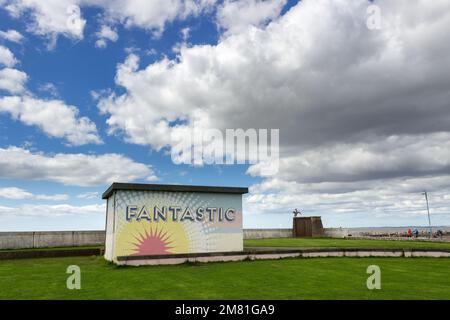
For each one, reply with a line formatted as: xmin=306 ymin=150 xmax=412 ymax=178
xmin=0 ymin=228 xmax=349 ymax=249
xmin=0 ymin=231 xmax=106 ymax=250
xmin=323 ymin=228 xmax=349 ymax=238
xmin=243 ymin=228 xmax=292 ymax=239
xmin=243 ymin=228 xmax=349 ymax=239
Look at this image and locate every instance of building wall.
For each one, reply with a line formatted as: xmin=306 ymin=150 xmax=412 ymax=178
xmin=104 ymin=194 xmax=115 ymax=261
xmin=105 ymin=189 xmax=244 ymax=261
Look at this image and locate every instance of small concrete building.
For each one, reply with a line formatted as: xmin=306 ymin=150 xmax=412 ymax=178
xmin=102 ymin=183 xmax=248 ymax=263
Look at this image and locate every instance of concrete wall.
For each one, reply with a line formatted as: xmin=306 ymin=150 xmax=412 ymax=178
xmin=243 ymin=228 xmax=349 ymax=239
xmin=0 ymin=232 xmax=35 ymax=250
xmin=244 ymin=228 xmax=292 ymax=239
xmin=0 ymin=231 xmax=106 ymax=250
xmin=0 ymin=228 xmax=350 ymax=249
xmin=323 ymin=228 xmax=349 ymax=238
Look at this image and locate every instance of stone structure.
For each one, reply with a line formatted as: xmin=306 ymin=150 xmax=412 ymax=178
xmin=293 ymin=216 xmax=324 ymax=237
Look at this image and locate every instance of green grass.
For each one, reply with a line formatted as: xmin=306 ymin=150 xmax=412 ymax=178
xmin=244 ymin=237 xmax=450 ymax=250
xmin=1 ymin=237 xmax=448 ymax=254
xmin=0 ymin=256 xmax=449 ymax=299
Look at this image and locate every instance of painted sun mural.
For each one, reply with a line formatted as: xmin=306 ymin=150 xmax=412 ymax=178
xmin=107 ymin=190 xmax=244 ymax=261
xmin=131 ymin=227 xmax=173 ymax=255
xmin=115 ymin=220 xmax=189 ymax=257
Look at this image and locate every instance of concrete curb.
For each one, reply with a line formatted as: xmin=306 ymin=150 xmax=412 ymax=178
xmin=1 ymin=247 xmax=449 ymax=262
xmin=116 ymin=248 xmax=450 ymax=266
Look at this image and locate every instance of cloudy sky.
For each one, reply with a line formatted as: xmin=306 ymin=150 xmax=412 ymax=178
xmin=0 ymin=0 xmax=449 ymax=231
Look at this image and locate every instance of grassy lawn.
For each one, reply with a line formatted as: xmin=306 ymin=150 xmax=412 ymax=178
xmin=1 ymin=238 xmax=448 ymax=254
xmin=0 ymin=256 xmax=449 ymax=299
xmin=244 ymin=237 xmax=450 ymax=250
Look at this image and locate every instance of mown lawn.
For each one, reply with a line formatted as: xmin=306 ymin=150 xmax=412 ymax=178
xmin=243 ymin=237 xmax=450 ymax=250
xmin=0 ymin=256 xmax=449 ymax=299
xmin=1 ymin=237 xmax=449 ymax=253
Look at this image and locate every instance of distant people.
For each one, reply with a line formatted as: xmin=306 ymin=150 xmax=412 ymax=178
xmin=413 ymin=228 xmax=419 ymax=238
xmin=407 ymin=229 xmax=412 ymax=237
xmin=436 ymin=230 xmax=444 ymax=239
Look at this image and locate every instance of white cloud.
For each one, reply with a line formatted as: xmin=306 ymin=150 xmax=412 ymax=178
xmin=0 ymin=187 xmax=69 ymax=201
xmin=0 ymin=187 xmax=36 ymax=200
xmin=89 ymin=0 xmax=215 ymax=35
xmin=95 ymin=25 xmax=118 ymax=48
xmin=76 ymin=191 xmax=99 ymax=199
xmin=97 ymin=0 xmax=450 ymax=225
xmin=247 ymin=132 xmax=450 ymax=184
xmin=244 ymin=132 xmax=450 ymax=226
xmin=0 ymin=146 xmax=157 ymax=187
xmin=98 ymin=0 xmax=450 ymax=152
xmin=0 ymin=45 xmax=18 ymax=67
xmin=35 ymin=194 xmax=70 ymax=201
xmin=97 ymin=25 xmax=118 ymax=41
xmin=0 ymin=67 xmax=28 ymax=94
xmin=245 ymin=175 xmax=450 ymax=227
xmin=1 ymin=0 xmax=215 ymax=43
xmin=216 ymin=0 xmax=286 ymax=36
xmin=94 ymin=39 xmax=106 ymax=49
xmin=145 ymin=175 xmax=159 ymax=182
xmin=0 ymin=95 xmax=102 ymax=145
xmin=0 ymin=29 xmax=24 ymax=43
xmin=0 ymin=203 xmax=105 ymax=217
xmin=2 ymin=0 xmax=85 ymax=41
xmin=181 ymin=27 xmax=190 ymax=41
xmin=38 ymin=82 xmax=59 ymax=97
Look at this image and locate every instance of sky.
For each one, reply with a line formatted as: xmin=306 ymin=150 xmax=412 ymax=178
xmin=0 ymin=0 xmax=449 ymax=231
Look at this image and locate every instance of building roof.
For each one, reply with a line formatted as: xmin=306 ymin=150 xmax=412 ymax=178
xmin=102 ymin=182 xmax=249 ymax=199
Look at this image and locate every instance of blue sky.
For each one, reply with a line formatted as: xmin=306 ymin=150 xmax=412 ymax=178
xmin=0 ymin=0 xmax=296 ymax=230
xmin=1 ymin=0 xmax=450 ymax=231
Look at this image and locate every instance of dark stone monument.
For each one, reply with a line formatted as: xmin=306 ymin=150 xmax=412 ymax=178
xmin=292 ymin=213 xmax=324 ymax=237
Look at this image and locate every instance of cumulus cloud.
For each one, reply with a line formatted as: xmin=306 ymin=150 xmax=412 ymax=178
xmin=0 ymin=187 xmax=69 ymax=201
xmin=96 ymin=0 xmax=450 ymax=225
xmin=247 ymin=133 xmax=450 ymax=184
xmin=0 ymin=203 xmax=104 ymax=217
xmin=0 ymin=95 xmax=102 ymax=145
xmin=0 ymin=147 xmax=157 ymax=187
xmin=98 ymin=0 xmax=450 ymax=148
xmin=0 ymin=45 xmax=18 ymax=67
xmin=38 ymin=82 xmax=59 ymax=97
xmin=0 ymin=29 xmax=24 ymax=43
xmin=216 ymin=0 xmax=287 ymax=36
xmin=91 ymin=0 xmax=215 ymax=35
xmin=245 ymin=175 xmax=450 ymax=227
xmin=1 ymin=0 xmax=215 ymax=43
xmin=97 ymin=0 xmax=450 ymax=161
xmin=95 ymin=25 xmax=118 ymax=48
xmin=76 ymin=191 xmax=99 ymax=199
xmin=0 ymin=67 xmax=28 ymax=94
xmin=2 ymin=0 xmax=85 ymax=41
